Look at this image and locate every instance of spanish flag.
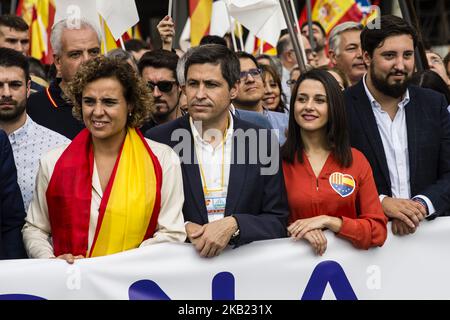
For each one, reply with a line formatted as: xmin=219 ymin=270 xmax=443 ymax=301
xmin=46 ymin=128 xmax=162 ymax=257
xmin=101 ymin=16 xmax=143 ymax=53
xmin=17 ymin=0 xmax=55 ymax=63
xmin=299 ymin=0 xmax=362 ymax=35
xmin=299 ymin=0 xmax=380 ymax=35
xmin=189 ymin=0 xmax=213 ymax=47
xmin=254 ymin=38 xmax=277 ymax=56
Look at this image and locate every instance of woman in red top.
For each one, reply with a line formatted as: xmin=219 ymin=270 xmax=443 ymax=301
xmin=281 ymin=69 xmax=387 ymax=255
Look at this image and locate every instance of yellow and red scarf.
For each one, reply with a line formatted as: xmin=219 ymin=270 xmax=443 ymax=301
xmin=46 ymin=128 xmax=162 ymax=257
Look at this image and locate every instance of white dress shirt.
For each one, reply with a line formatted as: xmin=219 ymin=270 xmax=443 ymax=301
xmin=189 ymin=113 xmax=233 ymax=222
xmin=22 ymin=138 xmax=187 ymax=258
xmin=281 ymin=66 xmax=291 ymax=107
xmin=8 ymin=115 xmax=70 ymax=210
xmin=363 ymin=75 xmax=436 ymax=215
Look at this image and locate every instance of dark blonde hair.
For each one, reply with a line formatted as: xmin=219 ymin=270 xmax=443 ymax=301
xmin=68 ymin=56 xmax=154 ymax=128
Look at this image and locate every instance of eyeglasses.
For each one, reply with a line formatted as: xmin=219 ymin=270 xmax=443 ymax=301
xmin=147 ymin=81 xmax=177 ymax=93
xmin=239 ymin=68 xmax=262 ymax=79
xmin=286 ymin=79 xmax=297 ymax=86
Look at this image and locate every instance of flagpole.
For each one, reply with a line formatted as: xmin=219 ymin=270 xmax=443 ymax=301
xmin=119 ymin=36 xmax=126 ymax=50
xmin=237 ymin=22 xmax=244 ymax=51
xmin=100 ymin=16 xmax=108 ymax=54
xmin=279 ymin=0 xmax=306 ymax=72
xmin=10 ymin=0 xmax=17 ymax=14
xmin=260 ymin=39 xmax=263 ymax=55
xmin=289 ymin=0 xmax=307 ymax=65
xmin=398 ymin=0 xmax=428 ymax=72
xmin=306 ymin=0 xmax=316 ymax=51
xmin=168 ymin=0 xmax=173 ymax=17
xmin=225 ymin=5 xmax=238 ymax=52
xmin=289 ymin=0 xmax=301 ymax=34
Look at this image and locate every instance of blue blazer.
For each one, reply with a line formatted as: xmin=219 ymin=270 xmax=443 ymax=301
xmin=0 ymin=130 xmax=27 ymax=259
xmin=345 ymin=81 xmax=450 ymax=217
xmin=146 ymin=115 xmax=288 ymax=246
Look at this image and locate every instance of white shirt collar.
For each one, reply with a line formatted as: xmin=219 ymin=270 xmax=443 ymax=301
xmin=9 ymin=115 xmax=33 ymax=144
xmin=189 ymin=111 xmax=234 ymax=146
xmin=229 ymin=104 xmax=236 ymax=115
xmin=362 ymin=73 xmax=410 ymax=110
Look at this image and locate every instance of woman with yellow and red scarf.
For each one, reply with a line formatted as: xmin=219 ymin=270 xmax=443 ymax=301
xmin=23 ymin=56 xmax=186 ymax=263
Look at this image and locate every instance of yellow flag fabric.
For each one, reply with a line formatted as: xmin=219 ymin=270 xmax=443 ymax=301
xmin=189 ymin=0 xmax=213 ymax=47
xmin=88 ymin=128 xmax=161 ymax=257
xmin=311 ymin=0 xmax=356 ymax=34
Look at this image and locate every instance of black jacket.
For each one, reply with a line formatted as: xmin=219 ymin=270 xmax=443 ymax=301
xmin=27 ymin=80 xmax=84 ymax=139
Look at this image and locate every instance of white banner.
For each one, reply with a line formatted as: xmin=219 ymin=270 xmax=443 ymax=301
xmin=1 ymin=218 xmax=450 ymax=300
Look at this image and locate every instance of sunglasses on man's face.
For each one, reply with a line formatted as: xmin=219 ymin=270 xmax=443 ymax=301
xmin=147 ymin=81 xmax=177 ymax=93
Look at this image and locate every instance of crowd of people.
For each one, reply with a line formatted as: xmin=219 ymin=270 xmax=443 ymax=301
xmin=0 ymin=12 xmax=448 ymax=262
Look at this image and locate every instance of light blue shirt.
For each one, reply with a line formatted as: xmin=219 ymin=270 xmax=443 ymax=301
xmin=8 ymin=116 xmax=70 ymax=210
xmin=263 ymin=108 xmax=289 ymax=145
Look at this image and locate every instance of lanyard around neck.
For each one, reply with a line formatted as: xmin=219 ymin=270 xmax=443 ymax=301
xmin=195 ymin=117 xmax=230 ymax=195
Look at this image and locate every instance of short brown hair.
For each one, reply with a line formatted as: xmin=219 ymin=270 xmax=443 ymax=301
xmin=68 ymin=56 xmax=154 ymax=128
xmin=361 ymin=15 xmax=418 ymax=57
xmin=0 ymin=14 xmax=29 ymax=32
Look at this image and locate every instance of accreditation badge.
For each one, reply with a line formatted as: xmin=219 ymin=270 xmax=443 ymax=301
xmin=205 ymin=192 xmax=227 ymax=222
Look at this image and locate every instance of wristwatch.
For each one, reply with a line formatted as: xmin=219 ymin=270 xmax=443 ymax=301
xmin=231 ymin=228 xmax=240 ymax=239
xmin=230 ymin=215 xmax=240 ymax=243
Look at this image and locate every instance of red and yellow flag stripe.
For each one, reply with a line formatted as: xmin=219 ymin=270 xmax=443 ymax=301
xmin=189 ymin=0 xmax=213 ymax=47
xmin=89 ymin=128 xmax=162 ymax=257
xmin=47 ymin=128 xmax=162 ymax=258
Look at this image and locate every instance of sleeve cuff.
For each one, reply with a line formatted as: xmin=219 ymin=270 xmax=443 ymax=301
xmin=413 ymin=195 xmax=436 ymax=217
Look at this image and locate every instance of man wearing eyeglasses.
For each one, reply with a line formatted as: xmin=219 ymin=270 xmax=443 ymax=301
xmin=139 ymin=49 xmax=183 ymax=133
xmin=233 ymin=52 xmax=289 ymax=144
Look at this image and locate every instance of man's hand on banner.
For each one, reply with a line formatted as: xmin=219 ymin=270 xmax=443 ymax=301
xmin=188 ymin=217 xmax=237 ymax=258
xmin=391 ymin=218 xmax=416 ymax=236
xmin=381 ymin=197 xmax=426 ymax=231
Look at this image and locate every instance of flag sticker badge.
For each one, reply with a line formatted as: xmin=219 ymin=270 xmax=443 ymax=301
xmin=329 ymin=172 xmax=356 ymax=197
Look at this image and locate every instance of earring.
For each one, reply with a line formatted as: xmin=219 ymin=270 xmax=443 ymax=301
xmin=128 ymin=112 xmax=132 ymax=117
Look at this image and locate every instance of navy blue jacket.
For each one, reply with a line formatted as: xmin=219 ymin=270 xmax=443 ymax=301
xmin=0 ymin=130 xmax=27 ymax=259
xmin=345 ymin=81 xmax=450 ymax=217
xmin=146 ymin=115 xmax=288 ymax=246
